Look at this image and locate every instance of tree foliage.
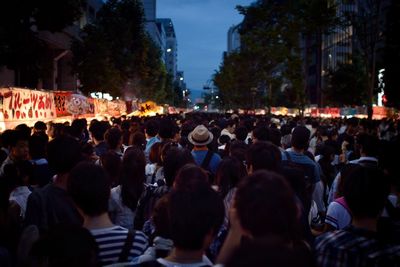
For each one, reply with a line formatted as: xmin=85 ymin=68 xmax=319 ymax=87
xmin=0 ymin=0 xmax=85 ymax=87
xmin=73 ymin=0 xmax=178 ymax=104
xmin=214 ymin=0 xmax=340 ymax=111
xmin=324 ymin=54 xmax=368 ymax=106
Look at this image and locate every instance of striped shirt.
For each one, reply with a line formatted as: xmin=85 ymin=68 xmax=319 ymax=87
xmin=314 ymin=226 xmax=400 ymax=267
xmin=90 ymin=225 xmax=148 ymax=265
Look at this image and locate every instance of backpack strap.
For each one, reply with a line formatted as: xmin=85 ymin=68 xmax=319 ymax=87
xmin=201 ymin=150 xmax=214 ymax=170
xmin=118 ymin=231 xmax=135 ymax=262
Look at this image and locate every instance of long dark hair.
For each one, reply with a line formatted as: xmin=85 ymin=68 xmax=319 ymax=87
xmin=120 ymin=147 xmax=146 ymax=211
xmin=216 ymin=157 xmax=247 ymax=199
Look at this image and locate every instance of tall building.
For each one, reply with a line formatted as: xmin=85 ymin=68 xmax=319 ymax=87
xmin=227 ymin=24 xmax=241 ymax=53
xmin=158 ymin=18 xmax=178 ymax=80
xmin=142 ymin=0 xmax=166 ymax=57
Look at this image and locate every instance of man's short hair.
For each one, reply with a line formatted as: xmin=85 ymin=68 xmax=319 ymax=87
xmin=145 ymin=119 xmax=160 ymax=137
xmin=343 ymin=165 xmax=389 ymax=219
xmin=234 ymin=126 xmax=248 ymax=142
xmin=34 ymin=121 xmax=47 ymax=132
xmin=159 ymin=118 xmax=177 ymax=140
xmin=68 ymin=162 xmax=111 ymax=217
xmin=235 ymin=170 xmax=299 ymax=240
xmin=47 ymin=136 xmax=81 ymax=174
xmin=89 ymin=121 xmax=110 ymax=141
xmin=246 ymin=141 xmax=281 ymax=172
xmin=291 ymin=126 xmax=310 ymax=150
xmin=253 ymin=126 xmax=270 ymax=142
xmin=168 ymin=187 xmax=224 ymax=250
xmin=104 ymin=127 xmax=122 ymax=150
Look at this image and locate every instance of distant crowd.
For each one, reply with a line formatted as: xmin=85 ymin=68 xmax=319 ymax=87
xmin=0 ymin=113 xmax=400 ymax=267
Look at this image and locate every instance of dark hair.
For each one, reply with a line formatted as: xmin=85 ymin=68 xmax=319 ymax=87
xmin=68 ymin=162 xmax=110 ymax=216
xmin=149 ymin=142 xmax=162 ymax=164
xmin=234 ymin=126 xmax=248 ymax=142
xmin=235 ymin=171 xmax=300 ymax=241
xmin=246 ymin=141 xmax=281 ymax=172
xmin=9 ymin=129 xmax=29 ymax=147
xmin=47 ymin=136 xmax=81 ymax=174
xmin=15 ymin=124 xmax=31 ymax=139
xmin=145 ymin=119 xmax=159 ymax=137
xmin=29 ymin=134 xmax=48 ymax=159
xmin=163 ymin=148 xmax=194 ymax=187
xmin=104 ymin=127 xmax=122 ymax=150
xmin=226 ymin=238 xmax=312 ymax=267
xmin=229 ymin=140 xmax=248 ymax=162
xmin=0 ymin=130 xmax=14 ymax=149
xmin=100 ymin=151 xmax=122 ymax=186
xmin=168 ymin=187 xmax=224 ymax=250
xmin=355 ymin=133 xmax=379 ymax=157
xmin=253 ymin=126 xmax=270 ymax=142
xmin=132 ymin=131 xmax=146 ymax=151
xmin=89 ymin=121 xmax=110 ymax=141
xmin=34 ymin=121 xmax=47 ymax=132
xmin=30 ymin=224 xmax=99 ymax=267
xmin=152 ymin=194 xmax=171 ymax=239
xmin=269 ymin=128 xmax=282 ymax=147
xmin=216 ymin=157 xmax=247 ymax=198
xmin=291 ymin=126 xmax=310 ymax=150
xmin=120 ymin=147 xmax=146 ymax=211
xmin=158 ymin=118 xmax=177 ymax=140
xmin=343 ymin=165 xmax=389 ymax=218
xmin=173 ymin=164 xmax=209 ymax=190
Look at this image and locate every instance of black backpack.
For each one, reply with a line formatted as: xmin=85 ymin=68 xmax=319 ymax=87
xmin=281 ymin=151 xmax=316 ymax=214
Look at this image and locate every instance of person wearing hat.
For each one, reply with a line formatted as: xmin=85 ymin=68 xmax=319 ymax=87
xmin=188 ymin=125 xmax=221 ymax=177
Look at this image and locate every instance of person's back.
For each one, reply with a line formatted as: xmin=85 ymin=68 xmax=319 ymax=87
xmin=68 ymin=162 xmax=148 ymax=265
xmin=314 ymin=165 xmax=400 ymax=267
xmin=24 ymin=136 xmax=83 ymax=233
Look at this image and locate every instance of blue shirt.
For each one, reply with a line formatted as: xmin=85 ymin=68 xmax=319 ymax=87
xmin=191 ymin=150 xmax=221 ymax=175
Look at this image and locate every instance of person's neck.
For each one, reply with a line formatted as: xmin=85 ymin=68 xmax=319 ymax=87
xmin=53 ymin=173 xmax=69 ymax=190
xmin=83 ymin=213 xmax=114 ymax=230
xmin=352 ymin=217 xmax=377 ymax=232
xmin=165 ymin=247 xmax=203 ymax=264
xmin=291 ymin=147 xmax=304 ymax=154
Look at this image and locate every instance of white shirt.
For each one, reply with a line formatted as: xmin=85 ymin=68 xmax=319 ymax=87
xmin=157 ymin=255 xmax=213 ymax=267
xmin=325 ymin=201 xmax=352 ymax=230
xmin=109 ymin=185 xmax=135 ymax=231
xmin=9 ymin=186 xmax=32 ymax=218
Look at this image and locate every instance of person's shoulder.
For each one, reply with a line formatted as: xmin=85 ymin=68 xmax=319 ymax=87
xmin=315 ymin=229 xmax=349 ymax=249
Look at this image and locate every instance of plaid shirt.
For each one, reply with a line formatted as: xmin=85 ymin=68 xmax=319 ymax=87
xmin=314 ymin=226 xmax=400 ymax=267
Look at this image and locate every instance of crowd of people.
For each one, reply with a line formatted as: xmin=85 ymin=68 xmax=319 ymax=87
xmin=0 ymin=112 xmax=399 ymax=267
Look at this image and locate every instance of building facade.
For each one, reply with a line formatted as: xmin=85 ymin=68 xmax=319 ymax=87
xmin=227 ymin=24 xmax=241 ymax=53
xmin=158 ymin=18 xmax=178 ymax=81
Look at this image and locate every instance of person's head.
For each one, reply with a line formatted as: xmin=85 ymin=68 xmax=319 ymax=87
xmin=291 ymin=126 xmax=310 ymax=151
xmin=188 ymin=124 xmax=214 ymax=148
xmin=34 ymin=121 xmax=47 ymax=134
xmin=355 ymin=133 xmax=379 ymax=158
xmin=229 ymin=140 xmax=248 ymax=162
xmin=252 ymin=126 xmax=270 ymax=143
xmin=68 ymin=162 xmax=110 ymax=217
xmin=3 ymin=160 xmax=33 ymax=187
xmin=216 ymin=157 xmax=247 ymax=198
xmin=104 ymin=127 xmax=122 ymax=150
xmin=234 ymin=126 xmax=248 ymax=142
xmin=163 ymin=147 xmax=194 ymax=187
xmin=9 ymin=130 xmax=29 ymax=161
xmin=15 ymin=124 xmax=31 ymax=138
xmin=343 ymin=165 xmax=389 ymax=220
xmin=246 ymin=141 xmax=281 ymax=173
xmin=235 ymin=170 xmax=299 ymax=241
xmin=158 ymin=118 xmax=177 ymax=140
xmin=0 ymin=129 xmax=14 ymax=150
xmin=173 ymin=164 xmax=209 ymax=191
xmin=89 ymin=120 xmax=110 ymax=142
xmin=225 ymin=119 xmax=236 ymax=133
xmin=100 ymin=151 xmax=122 ymax=186
xmin=269 ymin=127 xmax=282 ymax=148
xmin=167 ymin=186 xmax=224 ymax=251
xmin=152 ymin=194 xmax=171 ymax=239
xmin=226 ymin=238 xmax=312 ymax=267
xmin=149 ymin=141 xmax=163 ymax=165
xmin=47 ymin=136 xmax=81 ymax=175
xmin=120 ymin=147 xmax=146 ymax=210
xmin=29 ymin=134 xmax=48 ymax=160
xmin=145 ymin=119 xmax=159 ymax=138
xmin=132 ymin=131 xmax=146 ymax=151
xmin=30 ymin=224 xmax=99 ymax=267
